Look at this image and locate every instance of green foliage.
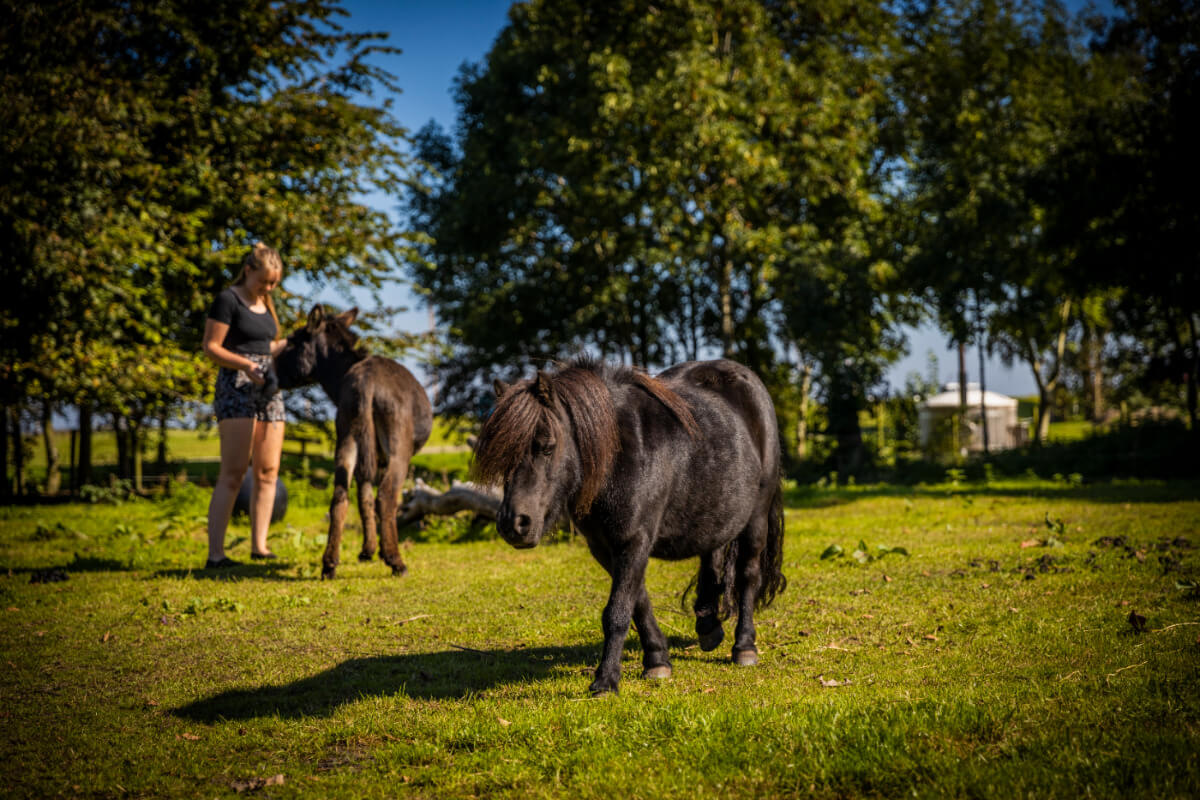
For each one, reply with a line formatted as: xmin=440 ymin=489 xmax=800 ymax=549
xmin=1 ymin=0 xmax=420 ymax=469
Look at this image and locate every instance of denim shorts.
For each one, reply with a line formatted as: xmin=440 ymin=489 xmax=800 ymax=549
xmin=213 ymin=353 xmax=285 ymax=422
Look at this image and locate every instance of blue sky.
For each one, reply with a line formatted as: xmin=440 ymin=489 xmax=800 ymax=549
xmin=337 ymin=0 xmax=1040 ymax=396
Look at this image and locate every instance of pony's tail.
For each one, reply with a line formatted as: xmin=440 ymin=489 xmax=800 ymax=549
xmin=754 ymin=480 xmax=787 ymax=609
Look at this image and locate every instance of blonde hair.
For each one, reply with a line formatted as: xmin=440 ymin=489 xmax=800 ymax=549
xmin=234 ymin=242 xmax=283 ymax=335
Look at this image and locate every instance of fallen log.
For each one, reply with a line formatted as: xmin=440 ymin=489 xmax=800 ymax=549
xmin=398 ymin=478 xmax=502 ymax=528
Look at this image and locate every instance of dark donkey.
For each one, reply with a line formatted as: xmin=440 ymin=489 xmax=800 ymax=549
xmin=274 ymin=306 xmax=432 ymax=578
xmin=474 ymin=357 xmax=785 ymax=695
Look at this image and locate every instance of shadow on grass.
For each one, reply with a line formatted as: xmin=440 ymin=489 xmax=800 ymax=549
xmin=152 ymin=560 xmax=305 ymax=582
xmin=173 ymin=636 xmax=705 ymax=721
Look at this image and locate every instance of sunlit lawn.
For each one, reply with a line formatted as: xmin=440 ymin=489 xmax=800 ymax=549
xmin=1 ymin=476 xmax=1197 ymax=798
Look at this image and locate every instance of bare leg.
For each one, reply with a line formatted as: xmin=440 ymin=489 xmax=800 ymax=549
xmin=324 ymin=433 xmax=357 ymax=579
xmin=249 ymin=420 xmax=285 ymax=556
xmin=206 ymin=418 xmax=254 ymax=562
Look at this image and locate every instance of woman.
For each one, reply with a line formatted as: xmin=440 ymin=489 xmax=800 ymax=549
xmin=201 ymin=242 xmax=287 ymax=568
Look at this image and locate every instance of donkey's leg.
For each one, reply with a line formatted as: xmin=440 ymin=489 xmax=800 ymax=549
xmin=590 ymin=546 xmax=652 ymax=696
xmin=693 ymin=551 xmax=725 ymax=651
xmin=323 ymin=434 xmax=358 ymax=580
xmin=376 ymin=454 xmax=410 ymax=577
xmin=730 ymin=516 xmax=767 ymax=666
xmin=356 ymin=474 xmax=377 ymax=562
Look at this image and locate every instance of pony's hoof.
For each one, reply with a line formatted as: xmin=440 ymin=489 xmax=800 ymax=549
xmin=358 ymin=551 xmax=374 ymax=562
xmin=732 ymin=648 xmax=759 ymax=667
xmin=321 ymin=565 xmax=337 ymax=580
xmin=642 ymin=665 xmax=672 ymax=680
xmin=389 ymin=563 xmax=408 ymax=577
xmin=697 ymin=624 xmax=725 ymax=652
xmin=588 ymin=681 xmax=618 ymax=697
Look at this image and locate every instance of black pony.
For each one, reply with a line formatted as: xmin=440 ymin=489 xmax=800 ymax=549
xmin=474 ymin=357 xmax=785 ymax=695
xmin=274 ymin=306 xmax=432 ymax=578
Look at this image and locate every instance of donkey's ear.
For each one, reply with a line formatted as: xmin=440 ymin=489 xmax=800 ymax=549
xmin=307 ymin=305 xmax=326 ymax=327
xmin=492 ymin=378 xmax=511 ymax=399
xmin=334 ymin=307 xmax=359 ymax=328
xmin=533 ymin=371 xmax=554 ymax=406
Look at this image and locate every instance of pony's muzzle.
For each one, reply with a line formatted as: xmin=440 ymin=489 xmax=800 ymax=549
xmin=497 ymin=506 xmax=538 ymax=548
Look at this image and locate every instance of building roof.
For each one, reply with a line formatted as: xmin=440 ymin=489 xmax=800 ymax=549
xmin=922 ymin=382 xmax=1018 ymax=409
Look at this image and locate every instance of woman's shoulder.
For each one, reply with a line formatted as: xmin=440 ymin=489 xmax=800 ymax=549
xmin=208 ymin=286 xmax=242 ymax=320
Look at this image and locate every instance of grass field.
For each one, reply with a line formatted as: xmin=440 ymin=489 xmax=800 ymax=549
xmin=1 ymin=476 xmax=1198 ymax=798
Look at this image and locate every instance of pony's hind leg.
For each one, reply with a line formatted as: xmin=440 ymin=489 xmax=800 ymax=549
xmin=356 ymin=475 xmax=377 ymax=562
xmin=730 ymin=519 xmax=767 ymax=666
xmin=323 ymin=435 xmax=358 ymax=580
xmin=693 ymin=552 xmax=726 ymax=651
xmin=376 ymin=455 xmax=410 ymax=576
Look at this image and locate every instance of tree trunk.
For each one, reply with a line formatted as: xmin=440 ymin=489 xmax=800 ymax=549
xmin=828 ymin=366 xmax=865 ymax=480
xmin=41 ymin=400 xmax=61 ymax=495
xmin=957 ymin=340 xmax=969 ymax=457
xmin=719 ymin=255 xmax=734 ymax=359
xmin=114 ymin=415 xmax=129 ymax=480
xmin=796 ymin=362 xmax=813 ymax=460
xmin=11 ymin=406 xmax=26 ymax=496
xmin=1087 ymin=322 xmax=1105 ymax=423
xmin=78 ymin=403 xmax=93 ymax=487
xmin=156 ymin=407 xmax=169 ymax=476
xmin=0 ymin=404 xmax=8 ymax=500
xmin=131 ymin=417 xmax=144 ymax=493
xmin=1187 ymin=313 xmax=1198 ymax=430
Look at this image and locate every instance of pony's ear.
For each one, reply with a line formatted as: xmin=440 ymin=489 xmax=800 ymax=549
xmin=334 ymin=307 xmax=359 ymax=328
xmin=533 ymin=371 xmax=554 ymax=406
xmin=307 ymin=305 xmax=326 ymax=327
xmin=492 ymin=378 xmax=510 ymax=399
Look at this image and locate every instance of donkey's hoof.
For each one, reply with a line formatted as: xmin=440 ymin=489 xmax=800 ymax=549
xmin=321 ymin=565 xmax=337 ymax=580
xmin=732 ymin=648 xmax=759 ymax=667
xmin=697 ymin=625 xmax=725 ymax=652
xmin=642 ymin=665 xmax=672 ymax=680
xmin=358 ymin=551 xmax=375 ymax=562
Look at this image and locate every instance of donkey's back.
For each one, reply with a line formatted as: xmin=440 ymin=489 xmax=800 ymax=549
xmin=338 ymin=356 xmax=433 ymax=482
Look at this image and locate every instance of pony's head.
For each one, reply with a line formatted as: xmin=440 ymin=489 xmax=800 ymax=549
xmin=273 ymin=305 xmax=362 ymax=389
xmin=473 ymin=363 xmax=620 ymax=549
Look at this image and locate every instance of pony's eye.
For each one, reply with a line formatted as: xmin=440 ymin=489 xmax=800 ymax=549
xmin=539 ymin=442 xmax=555 ymax=457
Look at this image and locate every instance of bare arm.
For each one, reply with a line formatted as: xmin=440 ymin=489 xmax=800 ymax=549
xmin=269 ymin=337 xmax=287 ymax=357
xmin=203 ymin=319 xmax=265 ymax=384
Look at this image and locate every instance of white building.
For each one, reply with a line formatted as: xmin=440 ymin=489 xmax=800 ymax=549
xmin=919 ymin=382 xmax=1023 ymax=453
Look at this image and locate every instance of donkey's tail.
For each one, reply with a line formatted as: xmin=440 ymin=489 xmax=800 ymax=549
xmin=351 ymin=386 xmax=378 ymax=482
xmin=755 ymin=480 xmax=787 ymax=610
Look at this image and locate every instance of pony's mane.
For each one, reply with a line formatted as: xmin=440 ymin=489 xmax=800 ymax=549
xmin=473 ymin=357 xmax=698 ymax=513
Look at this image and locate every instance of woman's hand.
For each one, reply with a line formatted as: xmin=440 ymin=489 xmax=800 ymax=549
xmin=243 ymin=362 xmax=266 ymax=386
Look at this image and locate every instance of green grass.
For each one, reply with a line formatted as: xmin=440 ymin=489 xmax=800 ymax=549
xmin=1 ymin=477 xmax=1198 ymax=798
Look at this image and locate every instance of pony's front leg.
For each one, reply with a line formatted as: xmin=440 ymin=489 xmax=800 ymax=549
xmin=323 ymin=436 xmax=357 ymax=580
xmin=632 ymin=585 xmax=672 ymax=680
xmin=591 ymin=549 xmax=650 ymax=696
